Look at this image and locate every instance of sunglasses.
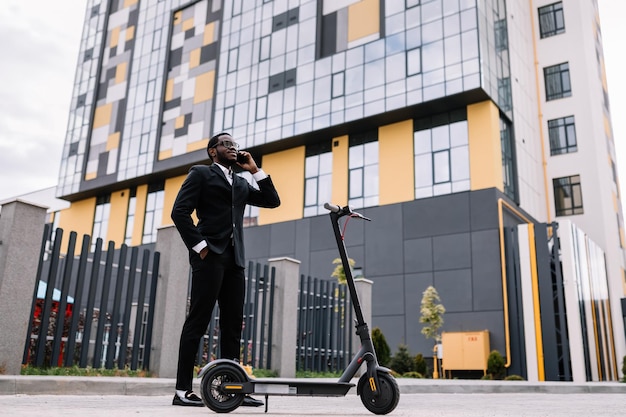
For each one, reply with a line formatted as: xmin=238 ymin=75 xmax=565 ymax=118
xmin=210 ymin=139 xmax=240 ymax=150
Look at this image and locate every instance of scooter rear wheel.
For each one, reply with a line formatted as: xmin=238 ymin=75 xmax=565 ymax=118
xmin=200 ymin=362 xmax=246 ymax=413
xmin=357 ymin=371 xmax=400 ymax=415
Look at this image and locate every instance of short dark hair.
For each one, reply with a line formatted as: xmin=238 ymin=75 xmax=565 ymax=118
xmin=207 ymin=132 xmax=231 ymax=151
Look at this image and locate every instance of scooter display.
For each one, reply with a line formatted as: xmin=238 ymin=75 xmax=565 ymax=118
xmin=198 ymin=203 xmax=400 ymax=414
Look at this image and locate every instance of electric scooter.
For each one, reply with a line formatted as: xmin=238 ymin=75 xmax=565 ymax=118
xmin=198 ymin=203 xmax=400 ymax=415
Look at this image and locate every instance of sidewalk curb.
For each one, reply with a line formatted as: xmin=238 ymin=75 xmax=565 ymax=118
xmin=0 ymin=375 xmax=624 ymax=396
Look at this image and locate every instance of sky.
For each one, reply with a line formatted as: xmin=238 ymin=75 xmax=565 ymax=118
xmin=0 ymin=0 xmax=625 ymax=205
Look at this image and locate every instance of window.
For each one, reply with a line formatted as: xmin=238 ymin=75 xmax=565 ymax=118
xmin=553 ymin=175 xmax=583 ymax=216
xmin=349 ymin=132 xmax=378 ymax=209
xmin=142 ymin=182 xmax=164 ymax=244
xmin=238 ymin=171 xmax=260 ymax=227
xmin=548 ymin=116 xmax=577 ymax=155
xmin=92 ymin=194 xmax=111 ymax=250
xmin=538 ymin=2 xmax=565 ymax=38
xmin=501 ymin=118 xmax=517 ymax=201
xmin=414 ymin=111 xmax=469 ymax=199
xmin=124 ymin=188 xmax=137 ymax=245
xmin=304 ymin=143 xmax=333 ymax=217
xmin=544 ymin=63 xmax=571 ymax=100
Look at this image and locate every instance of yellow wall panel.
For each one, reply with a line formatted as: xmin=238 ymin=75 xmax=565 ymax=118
xmin=85 ymin=172 xmax=97 ymax=181
xmin=348 ymin=0 xmax=379 ymax=43
xmin=131 ymin=184 xmax=148 ymax=247
xmin=182 ymin=18 xmax=194 ymax=32
xmin=124 ymin=0 xmax=138 ymax=6
xmin=203 ymin=22 xmax=215 ymax=45
xmin=467 ymin=101 xmax=503 ymax=192
xmin=331 ymin=135 xmax=349 ymax=206
xmin=56 ymin=198 xmax=97 ymax=252
xmin=175 ymin=115 xmax=186 ymax=129
xmin=110 ymin=27 xmax=120 ymax=48
xmin=165 ymin=78 xmax=174 ymax=101
xmin=159 ymin=149 xmax=173 ymax=160
xmin=108 ymin=189 xmax=130 ymax=247
xmin=379 ymin=120 xmax=414 ymax=205
xmin=194 ymin=71 xmax=215 ymax=104
xmin=106 ymin=132 xmax=120 ymax=151
xmin=189 ymin=48 xmax=201 ymax=68
xmin=93 ymin=103 xmax=112 ymax=129
xmin=163 ymin=175 xmax=187 ymax=228
xmin=258 ymin=147 xmax=306 ymax=224
xmin=125 ymin=25 xmax=135 ymax=40
xmin=187 ymin=139 xmax=207 ymax=153
xmin=115 ymin=62 xmax=127 ymax=84
xmin=173 ymin=11 xmax=182 ymax=25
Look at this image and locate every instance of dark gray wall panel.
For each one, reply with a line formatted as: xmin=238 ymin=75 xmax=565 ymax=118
xmin=433 ymin=232 xmax=471 ymax=270
xmin=293 ymin=218 xmax=312 ymax=273
xmin=434 ymin=268 xmax=472 ymax=312
xmin=364 ymin=204 xmax=404 ymax=275
xmin=372 ymin=274 xmax=405 ymax=316
xmin=244 ymin=224 xmax=272 ymax=260
xmin=404 ymin=238 xmax=433 ymax=273
xmin=371 ymin=315 xmax=406 ymax=352
xmin=402 ymin=193 xmax=470 ymax=239
xmin=469 ymin=188 xmax=500 ymax=230
xmin=471 ymin=229 xmax=503 ymax=311
xmin=404 ymin=272 xmax=435 ymax=354
xmin=309 ymin=214 xmax=336 ymax=251
xmin=269 ymin=220 xmax=296 ymax=255
xmin=242 ymin=188 xmax=531 ymax=364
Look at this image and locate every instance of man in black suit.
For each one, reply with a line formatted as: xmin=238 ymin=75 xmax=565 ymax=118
xmin=171 ymin=132 xmax=280 ymax=407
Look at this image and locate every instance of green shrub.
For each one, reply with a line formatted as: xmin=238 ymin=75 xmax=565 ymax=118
xmin=504 ymin=375 xmax=525 ymax=381
xmin=402 ymin=371 xmax=423 ymax=378
xmin=372 ymin=327 xmax=391 ymax=367
xmin=486 ymin=350 xmax=506 ymax=380
xmin=413 ymin=353 xmax=428 ymax=376
xmin=622 ymin=355 xmax=626 ymax=383
xmin=389 ymin=344 xmax=414 ymax=375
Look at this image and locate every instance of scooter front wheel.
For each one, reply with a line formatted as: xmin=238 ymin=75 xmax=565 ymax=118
xmin=200 ymin=362 xmax=246 ymax=413
xmin=357 ymin=371 xmax=400 ymax=415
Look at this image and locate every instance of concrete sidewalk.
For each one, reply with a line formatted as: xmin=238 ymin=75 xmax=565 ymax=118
xmin=1 ymin=375 xmax=624 ymax=396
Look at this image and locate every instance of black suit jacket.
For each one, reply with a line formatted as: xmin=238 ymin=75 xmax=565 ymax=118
xmin=171 ymin=164 xmax=280 ymax=267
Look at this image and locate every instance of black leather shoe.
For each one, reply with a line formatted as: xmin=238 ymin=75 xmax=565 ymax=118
xmin=172 ymin=391 xmax=204 ymax=407
xmin=241 ymin=395 xmax=264 ymax=407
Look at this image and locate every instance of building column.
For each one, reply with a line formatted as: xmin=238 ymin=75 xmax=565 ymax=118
xmin=268 ymin=257 xmax=301 ymax=378
xmin=0 ymin=200 xmax=47 ymax=374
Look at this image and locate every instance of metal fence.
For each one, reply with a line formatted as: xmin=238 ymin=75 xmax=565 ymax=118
xmin=23 ymin=225 xmax=160 ymax=370
xmin=26 ymin=226 xmax=352 ymax=374
xmin=297 ymin=275 xmax=353 ymax=373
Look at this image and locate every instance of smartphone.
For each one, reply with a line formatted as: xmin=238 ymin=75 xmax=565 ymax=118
xmin=237 ymin=152 xmax=248 ymax=164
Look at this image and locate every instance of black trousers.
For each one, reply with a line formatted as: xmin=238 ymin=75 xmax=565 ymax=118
xmin=175 ymin=245 xmax=245 ymax=391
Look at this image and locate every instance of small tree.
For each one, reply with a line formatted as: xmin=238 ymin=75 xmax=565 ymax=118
xmin=331 ymin=257 xmax=356 ymax=284
xmin=419 ymin=286 xmax=445 ymax=343
xmin=413 ymin=353 xmax=429 ymax=376
xmin=487 ymin=350 xmax=506 ymax=380
xmin=372 ymin=327 xmax=391 ymax=367
xmin=389 ymin=344 xmax=414 ymax=375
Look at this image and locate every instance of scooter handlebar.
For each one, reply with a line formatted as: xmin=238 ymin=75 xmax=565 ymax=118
xmin=323 ymin=202 xmax=342 ymax=213
xmin=323 ymin=203 xmax=371 ymax=221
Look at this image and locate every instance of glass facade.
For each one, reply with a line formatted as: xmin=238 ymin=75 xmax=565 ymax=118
xmin=413 ymin=111 xmax=470 ymax=199
xmin=57 ymin=0 xmax=512 ymax=199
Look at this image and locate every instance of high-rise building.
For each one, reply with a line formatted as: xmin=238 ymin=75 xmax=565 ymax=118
xmin=53 ymin=0 xmax=625 ymax=381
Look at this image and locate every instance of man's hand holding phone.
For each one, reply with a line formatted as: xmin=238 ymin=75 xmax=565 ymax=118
xmin=236 ymin=151 xmax=259 ymax=174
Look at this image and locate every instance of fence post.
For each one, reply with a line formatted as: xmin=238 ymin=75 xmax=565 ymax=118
xmin=268 ymin=257 xmax=300 ymax=378
xmin=151 ymin=225 xmax=189 ymax=377
xmin=353 ymin=278 xmax=373 ymax=364
xmin=0 ymin=200 xmax=47 ymax=374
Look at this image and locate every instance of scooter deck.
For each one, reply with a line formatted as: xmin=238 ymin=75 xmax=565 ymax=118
xmin=248 ymin=378 xmax=355 ymax=396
